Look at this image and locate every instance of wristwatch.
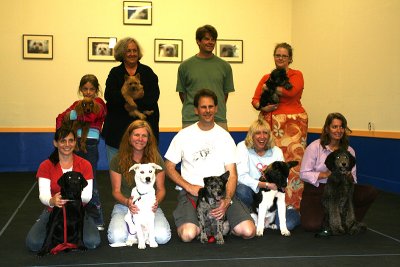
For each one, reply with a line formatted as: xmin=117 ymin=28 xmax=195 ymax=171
xmin=225 ymin=197 xmax=233 ymax=205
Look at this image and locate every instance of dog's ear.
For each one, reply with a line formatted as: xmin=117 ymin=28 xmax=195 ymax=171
xmin=287 ymin=160 xmax=299 ymax=169
xmin=129 ymin=164 xmax=141 ymax=173
xmin=75 ymin=100 xmax=84 ymax=116
xmin=135 ymin=73 xmax=141 ymax=80
xmin=57 ymin=172 xmax=67 ymax=187
xmin=76 ymin=172 xmax=88 ymax=190
xmin=149 ymin=163 xmax=163 ymax=171
xmin=124 ymin=74 xmax=130 ymax=81
xmin=348 ymin=151 xmax=356 ymax=169
xmin=92 ymin=101 xmax=101 ymax=114
xmin=325 ymin=151 xmax=336 ymax=171
xmin=203 ymin=177 xmax=210 ymax=186
xmin=220 ymin=171 xmax=230 ymax=183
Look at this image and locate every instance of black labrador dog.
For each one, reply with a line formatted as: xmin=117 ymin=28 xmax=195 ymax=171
xmin=197 ymin=171 xmax=230 ymax=244
xmin=37 ymin=171 xmax=88 ymax=256
xmin=317 ymin=149 xmax=366 ymax=237
xmin=260 ymin=68 xmax=293 ymax=108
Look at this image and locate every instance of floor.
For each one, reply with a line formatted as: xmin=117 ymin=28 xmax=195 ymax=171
xmin=0 ymin=171 xmax=399 ymax=267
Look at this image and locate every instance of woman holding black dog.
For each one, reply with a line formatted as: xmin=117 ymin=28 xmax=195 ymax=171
xmin=236 ymin=119 xmax=300 ymax=230
xmin=107 ymin=120 xmax=171 ymax=247
xmin=251 ymin=42 xmax=308 ymax=211
xmin=102 ymin=37 xmax=160 ymax=166
xmin=299 ymin=112 xmax=378 ymax=231
xmin=26 ymin=127 xmax=100 ymax=252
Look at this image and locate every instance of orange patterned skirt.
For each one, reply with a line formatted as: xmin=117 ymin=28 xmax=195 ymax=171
xmin=261 ymin=111 xmax=308 ymax=210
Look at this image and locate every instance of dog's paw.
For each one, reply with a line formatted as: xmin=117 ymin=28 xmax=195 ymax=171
xmin=200 ymin=233 xmax=208 ymax=243
xmin=137 ymin=242 xmax=146 ymax=249
xmin=280 ymin=228 xmax=291 ymax=236
xmin=215 ymin=233 xmax=225 ymax=245
xmin=149 ymin=240 xmax=158 ymax=248
xmin=126 ymin=234 xmax=138 ymax=246
xmin=256 ymin=227 xmax=264 ymax=236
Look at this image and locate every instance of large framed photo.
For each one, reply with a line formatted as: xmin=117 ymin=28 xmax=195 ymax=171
xmin=216 ymin=39 xmax=243 ymax=63
xmin=23 ymin=34 xmax=53 ymax=59
xmin=123 ymin=1 xmax=152 ymax=25
xmin=88 ymin=37 xmax=117 ymax=61
xmin=154 ymin=39 xmax=183 ymax=63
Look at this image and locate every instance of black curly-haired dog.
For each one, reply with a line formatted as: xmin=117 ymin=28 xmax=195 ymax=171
xmin=259 ymin=68 xmax=293 ymax=108
xmin=37 ymin=171 xmax=88 ymax=256
xmin=318 ymin=149 xmax=366 ymax=237
xmin=197 ymin=171 xmax=230 ymax=244
xmin=254 ymin=161 xmax=298 ymax=237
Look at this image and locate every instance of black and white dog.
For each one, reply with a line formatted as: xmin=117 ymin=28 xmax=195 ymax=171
xmin=37 ymin=171 xmax=88 ymax=256
xmin=124 ymin=163 xmax=162 ymax=249
xmin=254 ymin=161 xmax=298 ymax=237
xmin=197 ymin=171 xmax=230 ymax=244
xmin=319 ymin=149 xmax=366 ymax=236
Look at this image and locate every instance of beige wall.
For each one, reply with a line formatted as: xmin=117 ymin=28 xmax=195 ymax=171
xmin=1 ymin=0 xmax=399 ymax=133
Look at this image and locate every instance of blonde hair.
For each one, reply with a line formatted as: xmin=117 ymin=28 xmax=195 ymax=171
xmin=118 ymin=120 xmax=158 ymax=186
xmin=244 ymin=119 xmax=274 ymax=150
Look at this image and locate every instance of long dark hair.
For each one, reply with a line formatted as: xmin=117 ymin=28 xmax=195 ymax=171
xmin=320 ymin=112 xmax=352 ymax=150
xmin=49 ymin=127 xmax=76 ymax=165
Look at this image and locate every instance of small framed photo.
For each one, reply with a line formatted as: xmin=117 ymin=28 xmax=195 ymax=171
xmin=88 ymin=37 xmax=117 ymax=61
xmin=154 ymin=39 xmax=183 ymax=63
xmin=216 ymin=39 xmax=243 ymax=63
xmin=23 ymin=34 xmax=53 ymax=59
xmin=123 ymin=1 xmax=152 ymax=25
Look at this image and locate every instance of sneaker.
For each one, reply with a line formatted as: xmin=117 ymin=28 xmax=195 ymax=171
xmin=97 ymin=224 xmax=105 ymax=231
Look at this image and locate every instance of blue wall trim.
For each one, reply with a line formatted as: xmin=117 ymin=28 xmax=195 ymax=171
xmin=0 ymin=132 xmax=398 ymax=194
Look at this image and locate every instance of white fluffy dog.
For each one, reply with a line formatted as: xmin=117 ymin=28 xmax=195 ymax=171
xmin=159 ymin=44 xmax=177 ymax=57
xmin=28 ymin=40 xmax=49 ymax=54
xmin=94 ymin=43 xmax=111 ymax=56
xmin=124 ymin=163 xmax=162 ymax=249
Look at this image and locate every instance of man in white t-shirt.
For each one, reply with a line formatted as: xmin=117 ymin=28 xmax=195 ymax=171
xmin=165 ymin=89 xmax=255 ymax=242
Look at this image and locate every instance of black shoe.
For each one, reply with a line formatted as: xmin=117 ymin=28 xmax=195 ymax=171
xmin=315 ymin=229 xmax=331 ymax=238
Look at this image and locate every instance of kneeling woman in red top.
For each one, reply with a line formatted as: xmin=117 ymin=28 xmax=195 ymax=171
xmin=26 ymin=127 xmax=100 ymax=252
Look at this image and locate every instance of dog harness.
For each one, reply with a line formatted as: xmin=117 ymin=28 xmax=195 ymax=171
xmin=50 ymin=204 xmax=78 ymax=255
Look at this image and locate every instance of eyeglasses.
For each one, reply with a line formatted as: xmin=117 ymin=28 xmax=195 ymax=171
xmin=274 ymin=54 xmax=289 ymax=59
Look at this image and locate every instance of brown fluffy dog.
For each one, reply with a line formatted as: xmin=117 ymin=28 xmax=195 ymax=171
xmin=63 ymin=97 xmax=100 ymax=153
xmin=121 ymin=74 xmax=153 ymax=119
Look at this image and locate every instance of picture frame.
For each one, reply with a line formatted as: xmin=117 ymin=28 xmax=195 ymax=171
xmin=123 ymin=1 xmax=152 ymax=25
xmin=22 ymin=34 xmax=53 ymax=59
xmin=215 ymin=39 xmax=243 ymax=63
xmin=154 ymin=39 xmax=183 ymax=63
xmin=88 ymin=37 xmax=117 ymax=61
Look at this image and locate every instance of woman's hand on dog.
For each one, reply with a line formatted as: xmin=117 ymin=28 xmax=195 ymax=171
xmin=127 ymin=197 xmax=140 ymax=214
xmin=152 ymin=200 xmax=159 ymax=213
xmin=260 ymin=103 xmax=279 ymax=113
xmin=50 ymin=192 xmax=67 ymax=208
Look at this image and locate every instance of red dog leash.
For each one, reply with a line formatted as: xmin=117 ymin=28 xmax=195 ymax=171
xmin=187 ymin=193 xmax=216 ymax=243
xmin=50 ymin=204 xmax=78 ymax=255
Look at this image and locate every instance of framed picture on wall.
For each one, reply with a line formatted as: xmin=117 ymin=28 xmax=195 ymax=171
xmin=22 ymin=34 xmax=53 ymax=59
xmin=88 ymin=37 xmax=117 ymax=61
xmin=123 ymin=1 xmax=152 ymax=25
xmin=154 ymin=39 xmax=183 ymax=63
xmin=215 ymin=39 xmax=243 ymax=63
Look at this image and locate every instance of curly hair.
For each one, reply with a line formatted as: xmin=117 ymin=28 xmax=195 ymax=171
xmin=113 ymin=37 xmax=143 ymax=62
xmin=320 ymin=112 xmax=352 ymax=150
xmin=118 ymin=120 xmax=158 ymax=186
xmin=244 ymin=119 xmax=275 ymax=150
xmin=274 ymin=42 xmax=293 ymax=64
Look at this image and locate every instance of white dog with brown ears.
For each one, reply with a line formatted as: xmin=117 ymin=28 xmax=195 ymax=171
xmin=124 ymin=163 xmax=162 ymax=249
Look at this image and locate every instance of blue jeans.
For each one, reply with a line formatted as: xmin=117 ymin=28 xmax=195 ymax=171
xmin=107 ymin=204 xmax=171 ymax=245
xmin=235 ymin=183 xmax=300 ymax=230
xmin=76 ymin=138 xmax=104 ymax=226
xmin=26 ymin=209 xmax=100 ymax=252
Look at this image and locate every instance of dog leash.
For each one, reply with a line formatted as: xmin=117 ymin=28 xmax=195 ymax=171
xmin=50 ymin=204 xmax=78 ymax=255
xmin=187 ymin=193 xmax=216 ymax=243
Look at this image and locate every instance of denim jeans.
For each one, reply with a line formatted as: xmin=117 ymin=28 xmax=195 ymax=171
xmin=76 ymin=138 xmax=104 ymax=226
xmin=26 ymin=209 xmax=100 ymax=251
xmin=106 ymin=145 xmax=119 ymax=167
xmin=107 ymin=204 xmax=171 ymax=245
xmin=235 ymin=183 xmax=300 ymax=230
